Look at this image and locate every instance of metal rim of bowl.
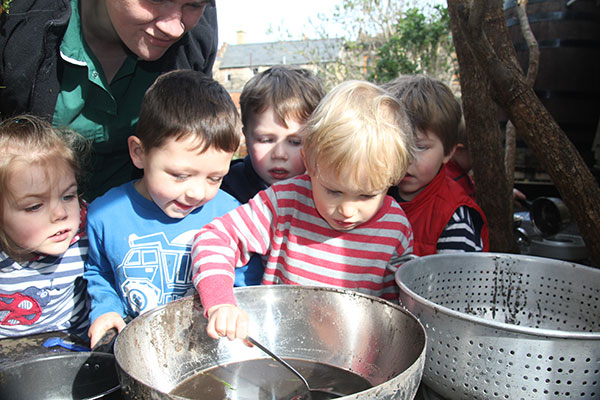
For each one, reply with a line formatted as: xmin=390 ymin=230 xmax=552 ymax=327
xmin=395 ymin=252 xmax=600 ymax=340
xmin=114 ymin=285 xmax=429 ymax=400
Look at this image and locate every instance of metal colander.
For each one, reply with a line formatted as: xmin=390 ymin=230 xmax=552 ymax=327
xmin=395 ymin=252 xmax=600 ymax=400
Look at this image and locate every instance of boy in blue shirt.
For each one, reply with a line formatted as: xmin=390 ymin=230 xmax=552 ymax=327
xmin=84 ymin=70 xmax=259 ymax=347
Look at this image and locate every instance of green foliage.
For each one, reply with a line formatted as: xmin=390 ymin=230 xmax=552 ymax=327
xmin=1 ymin=0 xmax=12 ymax=14
xmin=370 ymin=5 xmax=455 ymax=83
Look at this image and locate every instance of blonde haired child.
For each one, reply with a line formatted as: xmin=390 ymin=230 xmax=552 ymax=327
xmin=0 ymin=115 xmax=89 ymax=339
xmin=191 ymin=80 xmax=415 ymax=341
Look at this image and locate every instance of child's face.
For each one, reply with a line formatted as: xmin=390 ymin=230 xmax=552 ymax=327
xmin=245 ymin=107 xmax=306 ymax=185
xmin=308 ymin=167 xmax=387 ymax=231
xmin=396 ymin=129 xmax=453 ymax=201
xmin=131 ymin=135 xmax=232 ymax=219
xmin=2 ymin=162 xmax=80 ymax=257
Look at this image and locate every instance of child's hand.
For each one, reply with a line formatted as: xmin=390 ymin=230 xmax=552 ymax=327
xmin=88 ymin=312 xmax=126 ymax=348
xmin=206 ymin=304 xmax=249 ymax=342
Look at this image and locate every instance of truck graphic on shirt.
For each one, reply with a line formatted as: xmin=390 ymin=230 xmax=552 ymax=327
xmin=117 ymin=233 xmax=194 ymax=314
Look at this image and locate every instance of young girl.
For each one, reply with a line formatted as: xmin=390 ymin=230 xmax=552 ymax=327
xmin=0 ymin=115 xmax=90 ymax=339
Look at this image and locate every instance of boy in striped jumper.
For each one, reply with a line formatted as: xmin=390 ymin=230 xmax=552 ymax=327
xmin=192 ymin=80 xmax=416 ymax=341
xmin=383 ymin=75 xmax=489 ymax=255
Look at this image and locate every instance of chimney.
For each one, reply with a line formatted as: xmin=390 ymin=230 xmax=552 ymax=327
xmin=236 ymin=30 xmax=246 ymax=45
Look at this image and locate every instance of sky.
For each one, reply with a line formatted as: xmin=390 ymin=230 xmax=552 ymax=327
xmin=216 ymin=0 xmax=446 ymax=46
xmin=216 ymin=0 xmax=343 ymax=46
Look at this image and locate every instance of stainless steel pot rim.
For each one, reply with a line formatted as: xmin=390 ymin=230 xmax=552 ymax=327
xmin=396 ymin=252 xmax=600 ymax=340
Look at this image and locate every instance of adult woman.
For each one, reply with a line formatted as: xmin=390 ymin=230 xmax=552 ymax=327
xmin=0 ymin=0 xmax=218 ymax=200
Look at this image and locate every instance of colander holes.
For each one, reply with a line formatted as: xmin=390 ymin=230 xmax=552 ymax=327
xmin=556 ymin=380 xmax=562 ymax=384
xmin=523 ymin=375 xmax=529 ymax=380
xmin=549 ymin=356 xmax=554 ymax=361
xmin=567 ymin=380 xmax=572 ymax=385
xmin=558 ymin=368 xmax=563 ymax=373
xmin=547 ymin=367 xmax=553 ymax=372
xmin=569 ymin=369 xmax=574 ymax=374
xmin=534 ymin=377 xmax=540 ymax=382
xmin=536 ymin=366 xmax=541 ymax=371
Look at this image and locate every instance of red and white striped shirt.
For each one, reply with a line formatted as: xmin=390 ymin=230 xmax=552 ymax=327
xmin=192 ymin=175 xmax=413 ymax=311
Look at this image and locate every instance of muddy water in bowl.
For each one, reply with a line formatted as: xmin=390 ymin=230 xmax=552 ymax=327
xmin=169 ymin=358 xmax=371 ymax=399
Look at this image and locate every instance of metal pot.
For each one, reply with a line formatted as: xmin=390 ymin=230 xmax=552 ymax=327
xmin=0 ymin=352 xmax=120 ymax=399
xmin=395 ymin=252 xmax=600 ymax=399
xmin=114 ymin=285 xmax=427 ymax=399
xmin=528 ymin=197 xmax=571 ymax=236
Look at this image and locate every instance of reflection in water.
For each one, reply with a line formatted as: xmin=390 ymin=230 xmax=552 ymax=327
xmin=170 ymin=358 xmax=372 ymax=400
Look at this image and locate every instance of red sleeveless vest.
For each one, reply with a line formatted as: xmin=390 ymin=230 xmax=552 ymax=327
xmin=400 ymin=165 xmax=489 ymax=256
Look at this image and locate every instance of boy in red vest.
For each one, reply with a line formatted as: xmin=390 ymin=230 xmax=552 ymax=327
xmin=383 ymin=75 xmax=489 ymax=256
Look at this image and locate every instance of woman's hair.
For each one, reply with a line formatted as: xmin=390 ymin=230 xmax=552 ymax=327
xmin=136 ymin=70 xmax=241 ymax=154
xmin=382 ymin=74 xmax=462 ymax=156
xmin=301 ymin=80 xmax=415 ymax=192
xmin=239 ymin=65 xmax=325 ymax=129
xmin=0 ymin=115 xmax=87 ymax=258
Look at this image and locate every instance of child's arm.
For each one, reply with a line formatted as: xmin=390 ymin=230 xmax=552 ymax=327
xmin=192 ymin=190 xmax=277 ymax=340
xmin=84 ymin=217 xmax=128 ymax=346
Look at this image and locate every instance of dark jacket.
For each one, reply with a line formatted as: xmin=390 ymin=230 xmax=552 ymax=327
xmin=221 ymin=156 xmax=269 ymax=204
xmin=0 ymin=0 xmax=218 ymax=119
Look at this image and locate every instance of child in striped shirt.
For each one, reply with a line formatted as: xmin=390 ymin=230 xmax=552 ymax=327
xmin=192 ymin=80 xmax=416 ymax=342
xmin=0 ymin=115 xmax=89 ymax=339
xmin=383 ymin=74 xmax=489 ymax=255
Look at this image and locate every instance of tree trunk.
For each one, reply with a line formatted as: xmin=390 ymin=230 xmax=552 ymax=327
xmin=447 ymin=0 xmax=600 ymax=266
xmin=447 ymin=1 xmax=517 ymax=253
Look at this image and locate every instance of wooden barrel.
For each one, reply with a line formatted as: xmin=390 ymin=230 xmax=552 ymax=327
xmin=504 ymin=0 xmax=600 ymax=167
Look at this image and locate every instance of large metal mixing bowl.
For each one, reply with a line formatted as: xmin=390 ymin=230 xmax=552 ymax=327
xmin=395 ymin=253 xmax=600 ymax=400
xmin=114 ymin=285 xmax=426 ymax=399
